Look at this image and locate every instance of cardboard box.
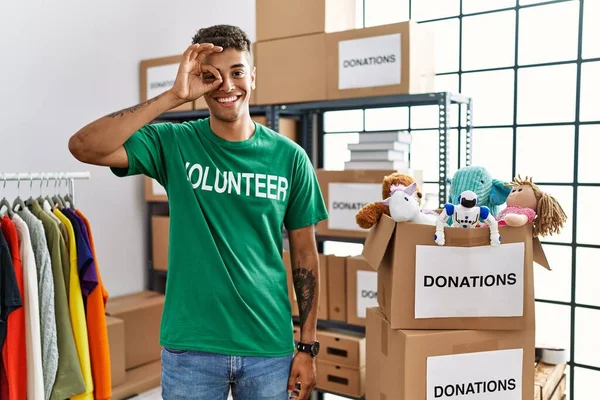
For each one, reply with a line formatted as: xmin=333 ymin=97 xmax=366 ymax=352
xmin=366 ymin=307 xmax=535 ymax=400
xmin=316 ymin=169 xmax=422 ymax=239
xmin=111 ymin=360 xmax=161 ymax=400
xmin=151 ymin=216 xmax=169 ymax=271
xmin=326 ymin=21 xmax=435 ymax=100
xmin=317 ymin=328 xmax=365 ymax=369
xmin=316 ymin=359 xmax=365 ymax=398
xmin=106 ymin=316 xmax=126 ymax=387
xmin=253 ymin=115 xmax=299 ymax=143
xmin=193 ymin=43 xmax=258 ymax=110
xmin=256 ymin=0 xmax=358 ymax=42
xmin=283 ymin=250 xmax=329 ymax=320
xmin=362 ymin=214 xmax=550 ymax=331
xmin=255 ymin=34 xmax=327 ymax=104
xmin=105 ymin=291 xmax=165 ymax=370
xmin=551 ymin=375 xmax=566 ymax=400
xmin=345 ymin=256 xmax=377 ymax=326
xmin=145 ymin=177 xmax=167 ymax=202
xmin=534 ymin=362 xmax=567 ymax=400
xmin=140 ymin=55 xmax=193 ymax=113
xmin=327 ymin=255 xmax=347 ymax=322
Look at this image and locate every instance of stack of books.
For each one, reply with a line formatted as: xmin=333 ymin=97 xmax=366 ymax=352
xmin=344 ymin=131 xmax=411 ymax=171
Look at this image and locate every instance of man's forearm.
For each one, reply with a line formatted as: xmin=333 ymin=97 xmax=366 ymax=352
xmin=69 ymin=89 xmax=185 ymax=163
xmin=291 ymin=252 xmax=320 ymax=343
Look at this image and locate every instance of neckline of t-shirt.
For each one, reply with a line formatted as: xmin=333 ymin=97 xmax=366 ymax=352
xmin=200 ymin=117 xmax=261 ymax=149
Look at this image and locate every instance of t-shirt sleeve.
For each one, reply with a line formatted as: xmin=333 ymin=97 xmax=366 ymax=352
xmin=284 ymin=149 xmax=328 ymax=231
xmin=110 ymin=122 xmax=177 ymax=187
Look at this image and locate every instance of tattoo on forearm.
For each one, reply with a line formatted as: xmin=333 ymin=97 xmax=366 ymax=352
xmin=293 ymin=264 xmax=316 ymax=329
xmin=106 ymin=96 xmax=160 ymax=118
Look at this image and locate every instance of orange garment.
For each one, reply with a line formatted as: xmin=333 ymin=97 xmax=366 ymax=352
xmin=1 ymin=216 xmax=27 ymax=400
xmin=76 ymin=210 xmax=111 ymax=400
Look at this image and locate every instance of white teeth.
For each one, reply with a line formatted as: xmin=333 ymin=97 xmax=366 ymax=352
xmin=217 ymin=96 xmax=237 ymax=103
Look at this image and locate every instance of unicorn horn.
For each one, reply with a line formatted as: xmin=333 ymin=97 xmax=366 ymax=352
xmin=404 ymin=182 xmax=417 ymax=195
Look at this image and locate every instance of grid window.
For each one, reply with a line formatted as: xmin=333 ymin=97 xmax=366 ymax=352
xmin=461 ymin=69 xmax=514 ymax=126
xmin=577 ymin=125 xmax=600 ymax=183
xmin=462 ymin=10 xmax=516 ymax=71
xmin=518 ymin=2 xmax=580 ymax=65
xmin=364 ymin=107 xmax=409 ymax=131
xmin=574 ymin=368 xmax=600 ymax=399
xmin=517 ymin=64 xmax=577 ymax=124
xmin=421 ymin=19 xmax=460 ymax=74
xmin=409 ymin=129 xmax=439 ymax=182
xmin=410 ymin=0 xmax=459 ymax=21
xmin=579 ymin=61 xmax=600 ymax=122
xmin=535 ymin=302 xmax=572 ymax=359
xmin=317 ymin=1 xmax=595 ymax=397
xmin=575 ymin=308 xmax=600 ymax=368
xmin=515 ymin=125 xmax=574 ymax=183
xmin=534 ymin=244 xmax=572 ymax=303
xmin=536 ymin=185 xmax=573 ymax=245
xmin=324 ymin=110 xmax=364 ymax=133
xmin=323 ymin=133 xmax=359 ymax=171
xmin=582 ymin=0 xmax=600 ymax=59
xmin=575 ymin=248 xmax=600 ymax=307
xmin=435 ymin=73 xmax=459 ymax=93
xmin=462 ymin=0 xmax=516 ymax=14
xmin=577 ymin=187 xmax=600 ymax=246
xmin=364 ymin=0 xmax=409 ymax=27
xmin=470 ymin=128 xmax=513 ymax=180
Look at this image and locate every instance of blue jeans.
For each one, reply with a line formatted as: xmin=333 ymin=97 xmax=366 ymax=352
xmin=161 ymin=347 xmax=295 ymax=399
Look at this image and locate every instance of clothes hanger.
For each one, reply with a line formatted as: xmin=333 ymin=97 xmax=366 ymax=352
xmin=0 ymin=174 xmax=14 ymax=218
xmin=52 ymin=174 xmax=65 ymax=209
xmin=39 ymin=173 xmax=56 ymax=208
xmin=64 ymin=176 xmax=75 ymax=209
xmin=24 ymin=174 xmax=36 ymax=208
xmin=12 ymin=174 xmax=26 ymax=212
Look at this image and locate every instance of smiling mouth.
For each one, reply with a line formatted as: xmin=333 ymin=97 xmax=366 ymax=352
xmin=213 ymin=95 xmax=242 ymax=106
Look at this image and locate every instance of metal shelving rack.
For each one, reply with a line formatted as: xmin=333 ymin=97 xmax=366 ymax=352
xmin=148 ymin=91 xmax=472 ymax=400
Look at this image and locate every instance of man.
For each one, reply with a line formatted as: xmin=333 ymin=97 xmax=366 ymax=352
xmin=68 ymin=25 xmax=328 ymax=400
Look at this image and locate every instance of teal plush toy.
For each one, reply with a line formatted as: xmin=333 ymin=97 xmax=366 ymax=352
xmin=446 ymin=166 xmax=511 ymax=216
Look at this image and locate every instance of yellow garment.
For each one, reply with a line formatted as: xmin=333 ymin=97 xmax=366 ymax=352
xmin=53 ymin=209 xmax=94 ymax=400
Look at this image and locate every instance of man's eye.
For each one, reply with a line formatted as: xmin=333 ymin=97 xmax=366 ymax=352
xmin=234 ymin=71 xmax=244 ymax=77
xmin=202 ymin=74 xmax=215 ymax=80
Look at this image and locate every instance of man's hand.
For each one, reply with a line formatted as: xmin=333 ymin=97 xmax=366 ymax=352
xmin=288 ymin=352 xmax=316 ymax=399
xmin=170 ymin=43 xmax=224 ymax=102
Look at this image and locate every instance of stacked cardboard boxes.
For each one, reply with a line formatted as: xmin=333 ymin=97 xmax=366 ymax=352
xmin=105 ymin=291 xmax=165 ymax=399
xmin=254 ymin=1 xmax=435 ymax=105
xmin=362 ymin=213 xmax=551 ymax=399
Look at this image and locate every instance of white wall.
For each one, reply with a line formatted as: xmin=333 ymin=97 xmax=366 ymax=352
xmin=0 ymin=0 xmax=256 ymax=297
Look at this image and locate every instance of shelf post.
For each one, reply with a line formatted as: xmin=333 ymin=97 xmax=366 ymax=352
xmin=465 ymin=98 xmax=473 ymax=166
xmin=438 ymin=92 xmax=451 ymax=208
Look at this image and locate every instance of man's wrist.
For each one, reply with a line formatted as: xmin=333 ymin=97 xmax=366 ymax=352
xmin=164 ymin=88 xmax=189 ymax=108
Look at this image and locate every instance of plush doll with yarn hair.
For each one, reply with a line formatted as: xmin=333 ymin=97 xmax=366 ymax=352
xmin=447 ymin=165 xmax=512 ymax=217
xmin=497 ymin=175 xmax=567 ymax=237
xmin=355 ymin=172 xmax=423 ymax=229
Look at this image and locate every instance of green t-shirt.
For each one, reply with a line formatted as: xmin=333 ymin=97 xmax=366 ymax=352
xmin=111 ymin=117 xmax=328 ymax=357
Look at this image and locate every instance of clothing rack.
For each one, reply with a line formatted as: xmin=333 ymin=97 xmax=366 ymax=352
xmin=1 ymin=172 xmax=91 ymax=204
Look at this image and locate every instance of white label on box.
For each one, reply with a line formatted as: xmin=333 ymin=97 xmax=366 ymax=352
xmin=356 ymin=270 xmax=378 ymax=318
xmin=427 ymin=349 xmax=523 ymax=399
xmin=338 ymin=33 xmax=401 ymax=90
xmin=151 ymin=179 xmax=167 ymax=196
xmin=414 ymin=242 xmax=525 ymax=319
xmin=147 ymin=63 xmax=179 ymax=100
xmin=327 ymin=183 xmax=382 ymax=231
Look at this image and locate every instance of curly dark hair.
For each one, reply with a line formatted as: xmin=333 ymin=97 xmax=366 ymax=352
xmin=191 ymin=24 xmax=252 ymax=55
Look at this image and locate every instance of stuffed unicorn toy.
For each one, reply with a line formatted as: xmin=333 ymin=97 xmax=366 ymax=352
xmin=380 ymin=182 xmax=436 ymax=225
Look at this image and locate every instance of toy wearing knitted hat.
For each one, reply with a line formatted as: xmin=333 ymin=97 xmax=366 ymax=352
xmin=497 ymin=175 xmax=567 ymax=237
